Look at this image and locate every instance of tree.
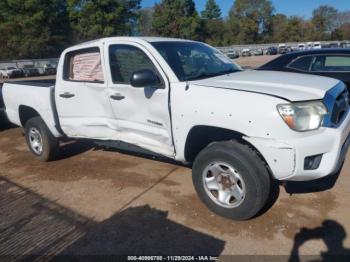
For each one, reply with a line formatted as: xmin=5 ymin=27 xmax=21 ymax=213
xmin=201 ymin=0 xmax=221 ymax=20
xmin=271 ymin=13 xmax=288 ymax=42
xmin=200 ymin=0 xmax=224 ymax=46
xmin=0 ymin=0 xmax=70 ymax=60
xmin=138 ymin=8 xmax=154 ymax=36
xmin=331 ymin=10 xmax=350 ymax=40
xmin=332 ymin=23 xmax=350 ymax=40
xmin=285 ymin=16 xmax=306 ymax=42
xmin=311 ymin=5 xmax=338 ymax=40
xmin=340 ymin=23 xmax=350 ymax=39
xmin=152 ymin=0 xmax=201 ymax=40
xmin=67 ymin=0 xmax=141 ymax=42
xmin=202 ymin=19 xmax=226 ymax=46
xmin=226 ymin=0 xmax=275 ymax=44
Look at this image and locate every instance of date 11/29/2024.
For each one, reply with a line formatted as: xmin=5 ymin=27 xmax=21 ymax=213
xmin=127 ymin=255 xmax=219 ymax=261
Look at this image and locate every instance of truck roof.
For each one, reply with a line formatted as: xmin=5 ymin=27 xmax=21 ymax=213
xmin=73 ymin=36 xmax=195 ymax=48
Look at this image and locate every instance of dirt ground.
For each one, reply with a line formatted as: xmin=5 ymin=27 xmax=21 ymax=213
xmin=1 ymin=55 xmax=350 ymax=260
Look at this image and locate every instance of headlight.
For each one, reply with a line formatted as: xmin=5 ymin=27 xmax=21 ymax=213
xmin=277 ymin=101 xmax=327 ymax=131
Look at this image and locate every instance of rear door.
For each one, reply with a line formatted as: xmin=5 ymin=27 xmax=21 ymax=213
xmin=55 ymin=46 xmax=117 ymax=139
xmin=104 ymin=42 xmax=174 ymax=157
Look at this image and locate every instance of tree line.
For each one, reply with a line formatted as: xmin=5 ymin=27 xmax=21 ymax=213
xmin=0 ymin=0 xmax=349 ymax=60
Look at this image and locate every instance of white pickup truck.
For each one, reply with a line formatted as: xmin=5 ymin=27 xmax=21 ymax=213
xmin=3 ymin=37 xmax=350 ymax=220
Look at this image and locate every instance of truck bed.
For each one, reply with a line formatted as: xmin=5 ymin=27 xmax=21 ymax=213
xmin=2 ymin=80 xmax=61 ymax=136
xmin=1 ymin=80 xmax=55 ymax=114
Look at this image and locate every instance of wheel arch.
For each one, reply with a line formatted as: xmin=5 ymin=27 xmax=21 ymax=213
xmin=18 ymin=105 xmax=42 ymax=128
xmin=184 ymin=125 xmax=271 ymax=170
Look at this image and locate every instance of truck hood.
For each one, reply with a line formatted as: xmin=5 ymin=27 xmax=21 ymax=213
xmin=189 ymin=70 xmax=340 ymax=101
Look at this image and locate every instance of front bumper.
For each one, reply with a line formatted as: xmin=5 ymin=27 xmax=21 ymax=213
xmin=245 ymin=108 xmax=350 ymax=181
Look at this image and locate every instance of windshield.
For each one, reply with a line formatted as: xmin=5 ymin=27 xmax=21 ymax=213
xmin=151 ymin=41 xmax=241 ymax=81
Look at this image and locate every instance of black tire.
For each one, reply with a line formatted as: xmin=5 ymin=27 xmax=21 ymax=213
xmin=25 ymin=116 xmax=59 ymax=161
xmin=192 ymin=140 xmax=272 ymax=220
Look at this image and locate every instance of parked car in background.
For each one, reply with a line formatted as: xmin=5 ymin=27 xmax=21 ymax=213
xmin=298 ymin=43 xmax=306 ymax=51
xmin=278 ymin=44 xmax=288 ymax=54
xmin=290 ymin=46 xmax=299 ymax=52
xmin=226 ymin=50 xmax=239 ymax=59
xmin=313 ymin=42 xmax=322 ymax=49
xmin=341 ymin=42 xmax=350 ymax=48
xmin=259 ymin=49 xmax=350 ymax=90
xmin=21 ymin=65 xmax=40 ymax=77
xmin=241 ymin=48 xmax=251 ymax=56
xmin=323 ymin=42 xmax=338 ymax=48
xmin=4 ymin=37 xmax=350 ymax=221
xmin=266 ymin=46 xmax=278 ymax=55
xmin=43 ymin=64 xmax=57 ymax=75
xmin=329 ymin=42 xmax=340 ymax=48
xmin=0 ymin=67 xmax=24 ymax=78
xmin=252 ymin=48 xmax=263 ymax=56
xmin=307 ymin=42 xmax=313 ymax=49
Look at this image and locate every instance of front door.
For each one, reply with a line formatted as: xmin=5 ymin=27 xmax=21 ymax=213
xmin=105 ymin=42 xmax=174 ymax=157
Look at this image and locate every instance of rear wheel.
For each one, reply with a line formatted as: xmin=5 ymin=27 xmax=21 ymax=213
xmin=192 ymin=140 xmax=272 ymax=220
xmin=25 ymin=117 xmax=59 ymax=161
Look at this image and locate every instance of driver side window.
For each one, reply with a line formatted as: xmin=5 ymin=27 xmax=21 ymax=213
xmin=109 ymin=45 xmax=159 ymax=84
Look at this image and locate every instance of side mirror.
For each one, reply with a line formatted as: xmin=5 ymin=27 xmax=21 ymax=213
xmin=130 ymin=69 xmax=162 ymax=88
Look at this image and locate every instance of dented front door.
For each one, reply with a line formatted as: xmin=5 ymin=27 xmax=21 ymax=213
xmin=105 ymin=42 xmax=175 ymax=157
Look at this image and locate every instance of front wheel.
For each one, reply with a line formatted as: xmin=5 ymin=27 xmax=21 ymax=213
xmin=192 ymin=141 xmax=272 ymax=220
xmin=25 ymin=117 xmax=59 ymax=161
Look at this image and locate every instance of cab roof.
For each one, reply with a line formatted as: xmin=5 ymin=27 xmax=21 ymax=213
xmin=73 ymin=36 xmax=195 ymax=47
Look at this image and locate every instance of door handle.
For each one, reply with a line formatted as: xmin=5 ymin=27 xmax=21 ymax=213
xmin=59 ymin=92 xmax=75 ymax=98
xmin=110 ymin=93 xmax=125 ymax=100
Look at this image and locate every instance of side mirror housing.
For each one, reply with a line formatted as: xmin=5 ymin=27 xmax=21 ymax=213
xmin=130 ymin=69 xmax=162 ymax=88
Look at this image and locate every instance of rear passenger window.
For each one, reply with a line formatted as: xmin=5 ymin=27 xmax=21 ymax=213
xmin=311 ymin=56 xmax=350 ymax=72
xmin=288 ymin=56 xmax=313 ymax=71
xmin=64 ymin=47 xmax=104 ymax=83
xmin=109 ymin=45 xmax=158 ymax=84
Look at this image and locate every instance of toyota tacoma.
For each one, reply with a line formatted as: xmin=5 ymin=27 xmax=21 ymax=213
xmin=2 ymin=37 xmax=350 ymax=220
